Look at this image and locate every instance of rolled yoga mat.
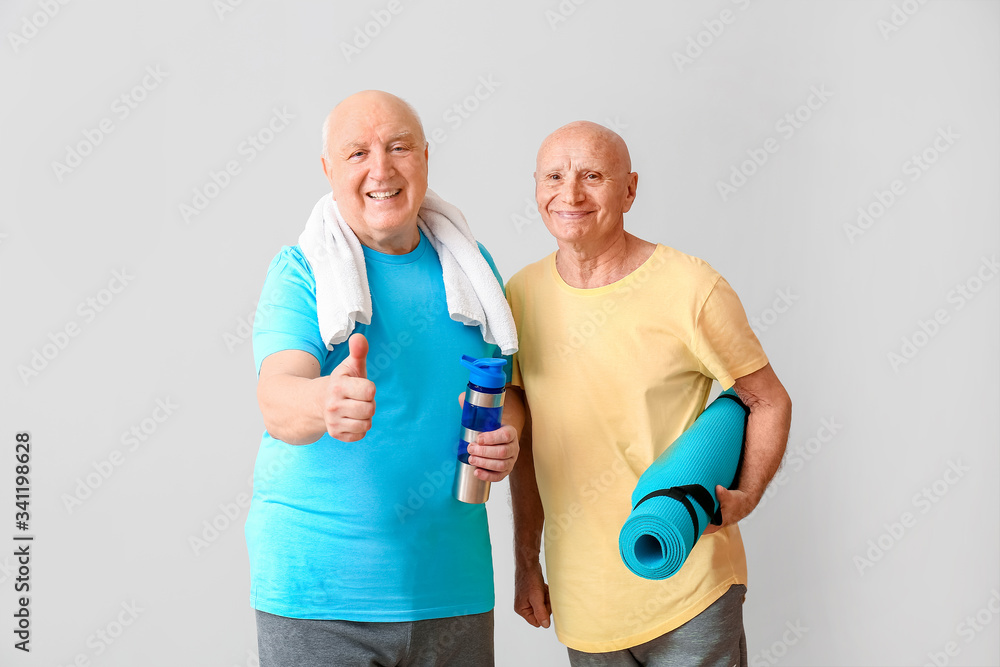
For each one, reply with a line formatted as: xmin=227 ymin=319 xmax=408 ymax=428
xmin=618 ymin=389 xmax=749 ymax=580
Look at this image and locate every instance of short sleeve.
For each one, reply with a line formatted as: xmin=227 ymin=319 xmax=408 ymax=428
xmin=252 ymin=246 xmax=328 ymax=375
xmin=504 ymin=274 xmax=524 ymax=389
xmin=507 ymin=350 xmax=522 ymax=389
xmin=690 ymin=276 xmax=769 ymax=389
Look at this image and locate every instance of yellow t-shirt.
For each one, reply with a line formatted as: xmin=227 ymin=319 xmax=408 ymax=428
xmin=506 ymin=245 xmax=768 ymax=653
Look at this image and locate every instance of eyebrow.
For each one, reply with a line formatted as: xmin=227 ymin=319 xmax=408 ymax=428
xmin=386 ymin=131 xmax=417 ymax=143
xmin=340 ymin=131 xmax=418 ymax=154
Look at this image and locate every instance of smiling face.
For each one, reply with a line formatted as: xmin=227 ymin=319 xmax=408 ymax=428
xmin=321 ymin=91 xmax=428 ymax=254
xmin=534 ymin=121 xmax=637 ymax=250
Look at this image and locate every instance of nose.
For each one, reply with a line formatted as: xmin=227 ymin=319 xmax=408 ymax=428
xmin=368 ymin=148 xmax=395 ymax=182
xmin=560 ymin=178 xmax=585 ymax=205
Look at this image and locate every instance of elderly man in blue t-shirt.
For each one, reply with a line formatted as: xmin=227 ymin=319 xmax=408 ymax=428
xmin=245 ymin=90 xmax=524 ymax=667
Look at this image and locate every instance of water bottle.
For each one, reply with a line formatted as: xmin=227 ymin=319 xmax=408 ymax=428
xmin=453 ymin=355 xmax=507 ymax=504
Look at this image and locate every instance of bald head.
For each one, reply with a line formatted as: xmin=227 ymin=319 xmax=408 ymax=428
xmin=537 ymin=121 xmax=632 ymax=174
xmin=322 ymin=90 xmax=425 ymax=159
xmin=533 ymin=120 xmax=638 ymax=249
xmin=318 ymin=90 xmax=430 ymax=254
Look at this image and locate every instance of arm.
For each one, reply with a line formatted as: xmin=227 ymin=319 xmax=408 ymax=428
xmin=256 ymin=334 xmax=376 ymax=445
xmin=705 ymin=362 xmax=792 ymax=532
xmin=507 ymin=386 xmax=552 ymax=628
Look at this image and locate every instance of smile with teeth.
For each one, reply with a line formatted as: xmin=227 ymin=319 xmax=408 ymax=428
xmin=367 ymin=189 xmax=401 ymax=200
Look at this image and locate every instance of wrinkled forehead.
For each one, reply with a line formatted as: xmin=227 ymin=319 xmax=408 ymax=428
xmin=537 ymin=136 xmax=628 ymax=174
xmin=328 ymin=96 xmax=424 ymax=148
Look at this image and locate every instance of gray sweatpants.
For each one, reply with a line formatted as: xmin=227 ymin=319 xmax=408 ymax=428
xmin=255 ymin=609 xmax=494 ymax=667
xmin=567 ymin=584 xmax=748 ymax=667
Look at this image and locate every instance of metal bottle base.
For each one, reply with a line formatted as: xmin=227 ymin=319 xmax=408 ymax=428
xmin=453 ymin=460 xmax=491 ymax=504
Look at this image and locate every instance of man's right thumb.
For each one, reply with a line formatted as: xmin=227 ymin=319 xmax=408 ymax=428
xmin=340 ymin=333 xmax=368 ymax=378
xmin=534 ymin=596 xmax=550 ymax=628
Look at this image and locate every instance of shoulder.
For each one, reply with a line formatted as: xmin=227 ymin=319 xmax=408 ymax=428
xmin=266 ymin=245 xmax=311 ymax=274
xmin=476 ymin=242 xmax=505 ymax=287
xmin=262 ymin=245 xmax=315 ymax=293
xmin=646 ymin=245 xmax=723 ymax=294
xmin=477 ymin=242 xmax=500 ymax=275
xmin=653 ymin=245 xmax=719 ymax=281
xmin=506 ymin=253 xmax=554 ymax=296
xmin=267 ymin=245 xmax=312 ymax=277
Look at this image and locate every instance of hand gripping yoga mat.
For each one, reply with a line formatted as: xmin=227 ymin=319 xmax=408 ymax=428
xmin=619 ymin=389 xmax=749 ymax=580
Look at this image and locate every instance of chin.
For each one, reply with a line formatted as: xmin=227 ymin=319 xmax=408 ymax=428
xmin=368 ymin=210 xmax=418 ymax=230
xmin=549 ymin=224 xmax=588 ymax=241
xmin=364 ymin=218 xmax=421 ymax=244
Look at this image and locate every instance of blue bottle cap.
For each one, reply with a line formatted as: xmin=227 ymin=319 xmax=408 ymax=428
xmin=460 ymin=355 xmax=507 ymax=389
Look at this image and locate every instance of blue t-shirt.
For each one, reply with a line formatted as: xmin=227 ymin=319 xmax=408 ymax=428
xmin=246 ymin=231 xmax=504 ymax=621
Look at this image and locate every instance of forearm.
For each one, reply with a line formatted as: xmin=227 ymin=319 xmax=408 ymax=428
xmin=502 ymin=384 xmax=526 ymax=435
xmin=507 ymin=387 xmax=545 ymax=569
xmin=257 ymin=374 xmax=328 ymax=445
xmin=733 ymin=367 xmax=792 ymax=502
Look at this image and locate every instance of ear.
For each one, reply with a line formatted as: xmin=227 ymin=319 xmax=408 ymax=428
xmin=622 ymin=171 xmax=638 ymax=213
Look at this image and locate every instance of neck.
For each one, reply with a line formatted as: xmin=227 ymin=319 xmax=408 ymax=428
xmin=555 ymin=231 xmax=656 ymax=289
xmin=354 ymin=225 xmax=421 ymax=255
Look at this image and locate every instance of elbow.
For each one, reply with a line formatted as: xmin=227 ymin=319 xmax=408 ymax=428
xmin=776 ymin=380 xmax=792 ymax=422
xmin=260 ymin=414 xmax=312 ymax=445
xmin=261 ymin=413 xmax=285 ymax=441
xmin=736 ymin=374 xmax=792 ymax=439
xmin=257 ymin=379 xmax=291 ymax=443
xmin=773 ymin=382 xmax=792 ymax=418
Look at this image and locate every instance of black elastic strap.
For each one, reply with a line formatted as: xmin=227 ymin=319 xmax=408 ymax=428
xmin=631 ymin=393 xmax=753 ymax=532
xmin=633 ymin=483 xmax=717 ymax=537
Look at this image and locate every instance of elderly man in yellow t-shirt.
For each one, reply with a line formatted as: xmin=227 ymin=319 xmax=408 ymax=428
xmin=504 ymin=121 xmax=792 ymax=666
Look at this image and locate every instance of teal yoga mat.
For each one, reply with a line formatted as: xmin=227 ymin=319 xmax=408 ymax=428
xmin=618 ymin=389 xmax=749 ymax=580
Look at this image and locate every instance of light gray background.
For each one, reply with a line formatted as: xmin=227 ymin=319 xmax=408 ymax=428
xmin=1 ymin=1 xmax=998 ymax=665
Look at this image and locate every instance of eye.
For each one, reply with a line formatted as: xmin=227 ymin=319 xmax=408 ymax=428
xmin=391 ymin=144 xmax=411 ymax=153
xmin=349 ymin=150 xmax=365 ymax=159
xmin=547 ymin=173 xmax=561 ymax=181
xmin=586 ymin=173 xmax=600 ymax=180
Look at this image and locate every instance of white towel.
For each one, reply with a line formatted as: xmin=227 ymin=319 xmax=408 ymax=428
xmin=298 ymin=189 xmax=518 ymax=356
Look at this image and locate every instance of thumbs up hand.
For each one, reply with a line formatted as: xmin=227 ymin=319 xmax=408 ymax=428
xmin=322 ymin=333 xmax=376 ymax=442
